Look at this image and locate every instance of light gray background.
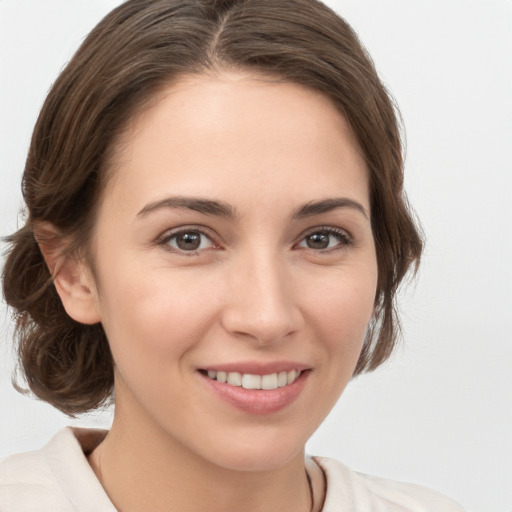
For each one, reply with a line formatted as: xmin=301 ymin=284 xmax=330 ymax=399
xmin=1 ymin=2 xmax=511 ymax=511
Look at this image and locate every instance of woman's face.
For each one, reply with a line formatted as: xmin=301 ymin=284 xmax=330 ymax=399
xmin=85 ymin=71 xmax=377 ymax=471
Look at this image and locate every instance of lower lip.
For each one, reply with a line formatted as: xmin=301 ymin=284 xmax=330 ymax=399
xmin=200 ymin=371 xmax=309 ymax=415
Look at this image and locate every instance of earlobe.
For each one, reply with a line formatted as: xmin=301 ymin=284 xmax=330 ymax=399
xmin=35 ymin=222 xmax=101 ymax=325
xmin=53 ymin=258 xmax=102 ymax=325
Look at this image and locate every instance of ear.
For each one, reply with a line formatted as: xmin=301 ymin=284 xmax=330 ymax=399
xmin=35 ymin=222 xmax=101 ymax=325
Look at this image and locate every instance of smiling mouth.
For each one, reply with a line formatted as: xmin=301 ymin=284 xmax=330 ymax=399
xmin=200 ymin=369 xmax=303 ymax=390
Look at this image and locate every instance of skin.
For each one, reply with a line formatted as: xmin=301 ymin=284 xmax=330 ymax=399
xmin=51 ymin=71 xmax=378 ymax=512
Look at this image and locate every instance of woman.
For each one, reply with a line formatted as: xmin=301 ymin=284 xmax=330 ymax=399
xmin=0 ymin=0 xmax=465 ymax=510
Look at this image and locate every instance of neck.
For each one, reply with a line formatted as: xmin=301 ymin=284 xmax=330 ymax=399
xmin=88 ymin=415 xmax=315 ymax=512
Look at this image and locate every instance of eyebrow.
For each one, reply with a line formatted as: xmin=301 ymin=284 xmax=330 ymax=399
xmin=137 ymin=196 xmax=238 ymax=218
xmin=137 ymin=195 xmax=369 ymax=220
xmin=292 ymin=198 xmax=369 ymax=220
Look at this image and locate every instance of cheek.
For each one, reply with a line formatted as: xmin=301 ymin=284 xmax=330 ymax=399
xmin=302 ymin=263 xmax=377 ymax=355
xmin=95 ymin=270 xmax=220 ymax=419
xmin=96 ymin=263 xmax=224 ymax=365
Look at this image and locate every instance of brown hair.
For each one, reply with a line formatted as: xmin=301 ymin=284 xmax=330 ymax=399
xmin=2 ymin=0 xmax=423 ymax=415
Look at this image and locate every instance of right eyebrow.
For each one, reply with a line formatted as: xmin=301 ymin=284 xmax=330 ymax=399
xmin=137 ymin=196 xmax=238 ymax=219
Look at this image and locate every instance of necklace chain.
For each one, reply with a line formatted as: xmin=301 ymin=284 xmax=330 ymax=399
xmin=306 ymin=467 xmax=317 ymax=512
xmin=95 ymin=447 xmax=316 ymax=511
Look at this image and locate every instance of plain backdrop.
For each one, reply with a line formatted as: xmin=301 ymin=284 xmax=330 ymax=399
xmin=0 ymin=1 xmax=511 ymax=511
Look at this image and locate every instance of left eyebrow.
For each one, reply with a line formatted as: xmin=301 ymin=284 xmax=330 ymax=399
xmin=292 ymin=197 xmax=370 ymax=220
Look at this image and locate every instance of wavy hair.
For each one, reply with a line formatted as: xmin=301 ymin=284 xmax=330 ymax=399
xmin=2 ymin=0 xmax=423 ymax=415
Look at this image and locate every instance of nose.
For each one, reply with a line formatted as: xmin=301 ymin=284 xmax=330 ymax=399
xmin=221 ymin=250 xmax=303 ymax=345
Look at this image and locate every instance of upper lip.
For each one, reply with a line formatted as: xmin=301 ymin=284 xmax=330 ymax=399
xmin=200 ymin=361 xmax=311 ymax=375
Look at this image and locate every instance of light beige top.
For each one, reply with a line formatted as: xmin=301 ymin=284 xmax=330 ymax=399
xmin=0 ymin=427 xmax=465 ymax=511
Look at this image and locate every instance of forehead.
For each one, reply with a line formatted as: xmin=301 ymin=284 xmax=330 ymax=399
xmin=104 ymin=71 xmax=369 ymax=213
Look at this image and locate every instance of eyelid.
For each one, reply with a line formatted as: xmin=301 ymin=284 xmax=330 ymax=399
xmin=155 ymin=224 xmax=353 ymax=255
xmin=156 ymin=225 xmax=221 ymax=254
xmin=294 ymin=225 xmax=354 ymax=251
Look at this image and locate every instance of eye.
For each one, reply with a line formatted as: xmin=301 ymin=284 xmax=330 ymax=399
xmin=161 ymin=229 xmax=215 ymax=253
xmin=297 ymin=228 xmax=352 ymax=251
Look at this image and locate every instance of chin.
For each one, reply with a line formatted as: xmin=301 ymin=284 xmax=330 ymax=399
xmin=199 ymin=427 xmax=309 ymax=473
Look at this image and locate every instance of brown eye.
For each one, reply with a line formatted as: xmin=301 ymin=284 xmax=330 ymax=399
xmin=176 ymin=232 xmax=201 ymax=250
xmin=306 ymin=232 xmax=330 ymax=249
xmin=298 ymin=228 xmax=352 ymax=251
xmin=165 ymin=230 xmax=214 ymax=252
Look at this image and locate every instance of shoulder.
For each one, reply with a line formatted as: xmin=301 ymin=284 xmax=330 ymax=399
xmin=0 ymin=427 xmax=114 ymax=512
xmin=314 ymin=456 xmax=466 ymax=512
xmin=0 ymin=441 xmax=69 ymax=511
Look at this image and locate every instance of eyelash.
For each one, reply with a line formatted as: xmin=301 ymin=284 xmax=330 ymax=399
xmin=157 ymin=226 xmax=218 ymax=256
xmin=296 ymin=226 xmax=353 ymax=253
xmin=157 ymin=225 xmax=353 ymax=256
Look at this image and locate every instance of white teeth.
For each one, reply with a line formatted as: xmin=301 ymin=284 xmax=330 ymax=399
xmin=205 ymin=369 xmax=302 ymax=389
xmin=242 ymin=374 xmax=261 ymax=389
xmin=227 ymin=372 xmax=242 ymax=386
xmin=261 ymin=373 xmax=278 ymax=390
xmin=287 ymin=370 xmax=297 ymax=383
